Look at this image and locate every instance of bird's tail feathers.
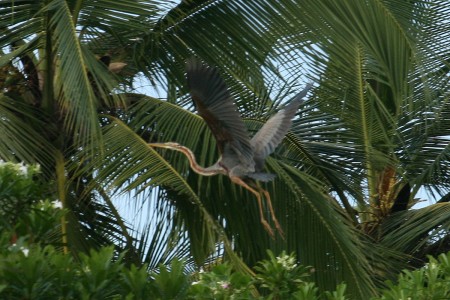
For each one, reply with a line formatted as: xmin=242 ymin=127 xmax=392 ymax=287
xmin=248 ymin=172 xmax=276 ymax=182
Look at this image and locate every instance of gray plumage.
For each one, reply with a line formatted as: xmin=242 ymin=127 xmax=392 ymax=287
xmin=251 ymin=83 xmax=312 ymax=173
xmin=186 ymin=58 xmax=311 ymax=181
xmin=186 ymin=59 xmax=254 ymax=172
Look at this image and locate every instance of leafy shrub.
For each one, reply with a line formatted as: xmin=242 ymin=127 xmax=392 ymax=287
xmin=0 ymin=161 xmax=60 ymax=246
xmin=254 ymin=250 xmax=314 ymax=298
xmin=0 ymin=162 xmax=48 ymax=226
xmin=0 ymin=244 xmax=146 ymax=299
xmin=188 ymin=263 xmax=253 ymax=299
xmin=187 ymin=251 xmax=348 ymax=300
xmin=149 ymin=259 xmax=191 ymax=299
xmin=0 ymin=242 xmax=351 ymax=299
xmin=374 ymin=252 xmax=450 ymax=300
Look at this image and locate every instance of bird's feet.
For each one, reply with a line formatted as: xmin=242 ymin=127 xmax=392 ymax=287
xmin=261 ymin=217 xmax=285 ymax=239
xmin=261 ymin=219 xmax=275 ymax=238
xmin=273 ymin=218 xmax=285 ymax=240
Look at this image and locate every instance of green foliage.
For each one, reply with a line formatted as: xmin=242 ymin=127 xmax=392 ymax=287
xmin=121 ymin=264 xmax=153 ymax=299
xmin=187 ymin=251 xmax=348 ymax=300
xmin=4 ymin=196 xmax=450 ymax=300
xmin=0 ymin=162 xmax=63 ymax=246
xmin=0 ymin=245 xmax=64 ymax=299
xmin=374 ymin=252 xmax=450 ymax=300
xmin=150 ymin=259 xmax=191 ymax=300
xmin=188 ymin=263 xmax=254 ymax=299
xmin=254 ymin=250 xmax=314 ymax=299
xmin=0 ymin=240 xmax=351 ymax=300
xmin=5 ymin=152 xmax=450 ymax=300
xmin=13 ymin=199 xmax=65 ymax=246
xmin=0 ymin=162 xmax=48 ymax=227
xmin=0 ymin=244 xmax=139 ymax=299
xmin=76 ymin=247 xmax=126 ymax=299
xmin=1 ymin=1 xmax=450 ymax=298
xmin=323 ymin=284 xmax=349 ymax=300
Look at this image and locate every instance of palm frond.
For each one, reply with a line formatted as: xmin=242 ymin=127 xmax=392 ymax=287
xmin=268 ymin=161 xmax=377 ymax=295
xmin=0 ymin=95 xmax=55 ymax=170
xmin=381 ymin=203 xmax=450 ymax=262
xmin=45 ymin=0 xmax=101 ymax=148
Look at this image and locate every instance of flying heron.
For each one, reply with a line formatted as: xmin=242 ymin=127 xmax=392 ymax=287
xmin=149 ymin=59 xmax=311 ymax=237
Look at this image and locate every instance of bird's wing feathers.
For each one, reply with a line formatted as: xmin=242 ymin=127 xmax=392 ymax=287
xmin=251 ymin=84 xmax=312 ymax=171
xmin=186 ymin=58 xmax=254 ymax=167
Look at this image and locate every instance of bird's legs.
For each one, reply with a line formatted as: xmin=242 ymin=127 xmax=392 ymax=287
xmin=257 ymin=186 xmax=284 ymax=239
xmin=230 ymin=176 xmax=283 ymax=238
xmin=231 ymin=176 xmax=274 ymax=237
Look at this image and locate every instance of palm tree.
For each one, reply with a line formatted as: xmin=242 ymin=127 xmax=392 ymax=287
xmin=1 ymin=0 xmax=449 ymax=298
xmin=0 ymin=0 xmax=151 ymax=257
xmin=291 ymin=0 xmax=450 ymax=267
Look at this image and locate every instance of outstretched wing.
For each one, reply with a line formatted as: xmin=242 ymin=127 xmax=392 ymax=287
xmin=251 ymin=84 xmax=312 ymax=171
xmin=186 ymin=58 xmax=254 ymax=167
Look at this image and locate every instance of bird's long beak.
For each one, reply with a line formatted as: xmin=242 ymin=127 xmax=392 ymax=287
xmin=148 ymin=142 xmax=175 ymax=150
xmin=148 ymin=143 xmax=166 ymax=148
xmin=291 ymin=83 xmax=313 ymax=102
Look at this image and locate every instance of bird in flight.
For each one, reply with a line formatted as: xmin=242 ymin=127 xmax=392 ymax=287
xmin=149 ymin=58 xmax=311 ymax=237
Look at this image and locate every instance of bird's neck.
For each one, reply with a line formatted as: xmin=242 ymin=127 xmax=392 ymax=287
xmin=175 ymin=145 xmax=226 ymax=176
